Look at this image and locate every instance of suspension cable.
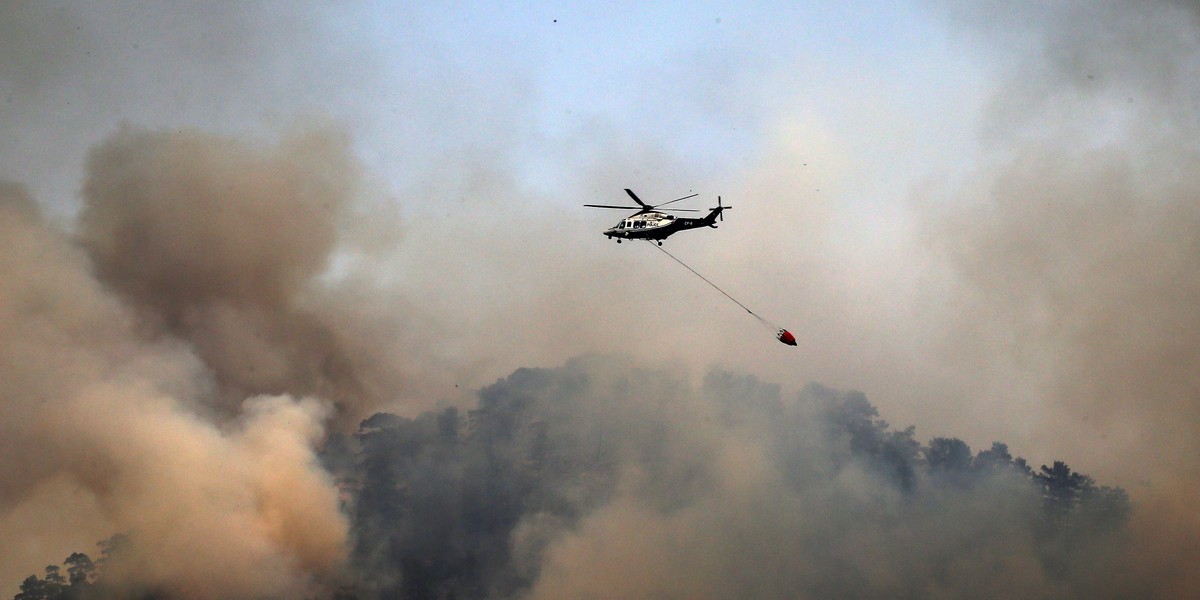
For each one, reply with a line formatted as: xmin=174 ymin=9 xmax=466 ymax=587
xmin=645 ymin=241 xmax=778 ymax=331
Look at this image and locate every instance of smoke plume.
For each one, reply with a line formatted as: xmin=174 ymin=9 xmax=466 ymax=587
xmin=0 ymin=126 xmax=394 ymax=598
xmin=77 ymin=125 xmax=417 ymax=419
xmin=925 ymin=2 xmax=1200 ymax=593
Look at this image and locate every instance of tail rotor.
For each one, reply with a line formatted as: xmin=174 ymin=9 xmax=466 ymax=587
xmin=712 ymin=196 xmax=731 ymax=222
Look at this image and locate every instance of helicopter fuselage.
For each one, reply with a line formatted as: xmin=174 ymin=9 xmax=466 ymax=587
xmin=604 ymin=209 xmax=721 ymax=244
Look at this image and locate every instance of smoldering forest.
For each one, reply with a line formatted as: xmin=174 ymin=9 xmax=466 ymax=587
xmin=338 ymin=360 xmax=1140 ymax=599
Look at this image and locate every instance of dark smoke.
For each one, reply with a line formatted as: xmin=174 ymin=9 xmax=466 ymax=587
xmin=77 ymin=125 xmax=413 ymax=420
xmin=1 ymin=170 xmax=348 ymax=600
xmin=0 ymin=126 xmax=400 ymax=599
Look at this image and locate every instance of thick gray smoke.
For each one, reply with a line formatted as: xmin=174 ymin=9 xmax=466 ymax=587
xmin=77 ymin=126 xmax=413 ymax=419
xmin=925 ymin=2 xmax=1200 ymax=593
xmin=0 ymin=126 xmax=404 ymax=598
xmin=0 ymin=121 xmax=1169 ymax=598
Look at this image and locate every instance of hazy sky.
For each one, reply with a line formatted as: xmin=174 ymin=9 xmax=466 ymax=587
xmin=1 ymin=2 xmax=983 ymax=211
xmin=1 ymin=0 xmax=1187 ymax=472
xmin=4 ymin=1 xmax=1200 ymax=595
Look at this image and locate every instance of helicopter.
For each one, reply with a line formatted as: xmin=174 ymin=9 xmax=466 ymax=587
xmin=585 ymin=189 xmax=730 ymax=245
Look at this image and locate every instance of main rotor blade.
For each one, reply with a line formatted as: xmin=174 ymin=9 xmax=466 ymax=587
xmin=655 ymin=192 xmax=699 ymax=208
xmin=658 ymin=208 xmax=700 ymax=212
xmin=624 ymin=189 xmax=649 ymax=208
xmin=584 ymin=204 xmax=642 ymax=209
